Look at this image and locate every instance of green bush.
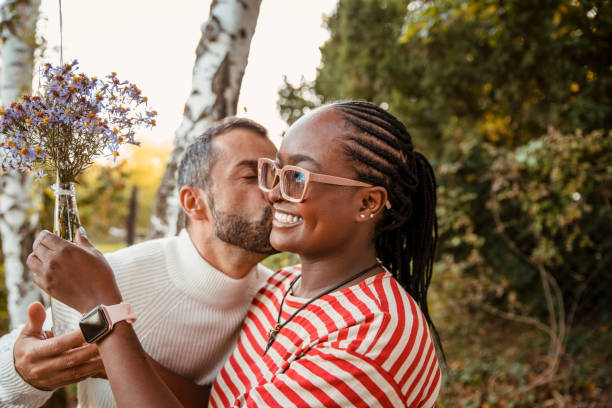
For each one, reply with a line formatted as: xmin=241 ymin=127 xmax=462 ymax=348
xmin=262 ymin=252 xmax=301 ymax=271
xmin=437 ymin=129 xmax=612 ymax=321
xmin=278 ymin=2 xmax=612 ymax=402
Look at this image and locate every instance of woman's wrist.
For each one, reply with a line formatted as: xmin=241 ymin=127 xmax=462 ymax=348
xmin=81 ymin=291 xmax=123 ymax=314
xmin=94 ymin=322 xmax=182 ymax=407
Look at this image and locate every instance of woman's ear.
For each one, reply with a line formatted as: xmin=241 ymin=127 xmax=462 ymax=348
xmin=179 ymin=186 xmax=209 ymax=222
xmin=355 ymin=186 xmax=388 ymax=222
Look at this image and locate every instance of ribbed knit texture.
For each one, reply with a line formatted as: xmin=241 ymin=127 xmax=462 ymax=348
xmin=0 ymin=229 xmax=271 ymax=408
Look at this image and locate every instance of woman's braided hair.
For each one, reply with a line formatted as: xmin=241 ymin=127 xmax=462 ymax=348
xmin=331 ymin=101 xmax=443 ymax=355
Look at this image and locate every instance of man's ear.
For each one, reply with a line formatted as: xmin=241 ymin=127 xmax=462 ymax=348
xmin=179 ymin=186 xmax=209 ymax=222
xmin=355 ymin=186 xmax=388 ymax=223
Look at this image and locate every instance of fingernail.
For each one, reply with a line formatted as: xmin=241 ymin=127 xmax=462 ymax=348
xmin=78 ymin=226 xmax=86 ymax=236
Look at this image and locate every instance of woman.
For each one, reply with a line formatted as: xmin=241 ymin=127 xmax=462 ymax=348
xmin=35 ymin=101 xmax=442 ymax=407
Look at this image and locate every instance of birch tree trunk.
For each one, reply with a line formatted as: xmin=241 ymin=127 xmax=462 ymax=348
xmin=150 ymin=0 xmax=261 ymax=237
xmin=0 ymin=0 xmax=42 ymax=329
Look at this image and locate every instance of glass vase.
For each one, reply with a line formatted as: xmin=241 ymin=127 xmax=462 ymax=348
xmin=50 ymin=178 xmax=82 ymax=335
xmin=53 ymin=181 xmax=81 ymax=242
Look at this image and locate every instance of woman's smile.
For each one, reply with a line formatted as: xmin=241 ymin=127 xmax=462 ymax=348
xmin=272 ymin=208 xmax=303 ymax=227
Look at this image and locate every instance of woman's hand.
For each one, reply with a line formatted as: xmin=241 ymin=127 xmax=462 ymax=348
xmin=29 ymin=230 xmax=184 ymax=407
xmin=27 ymin=229 xmax=122 ymax=314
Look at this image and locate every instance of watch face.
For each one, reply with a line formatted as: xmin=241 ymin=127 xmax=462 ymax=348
xmin=79 ymin=307 xmax=109 ymax=343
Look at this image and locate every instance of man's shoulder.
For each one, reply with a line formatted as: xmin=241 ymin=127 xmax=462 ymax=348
xmin=106 ymin=235 xmax=172 ymax=255
xmin=104 ymin=235 xmax=176 ymax=274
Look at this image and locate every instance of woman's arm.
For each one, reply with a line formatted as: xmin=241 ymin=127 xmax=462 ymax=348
xmin=147 ymin=355 xmax=211 ymax=407
xmin=26 ymin=230 xmax=190 ymax=407
xmin=96 ymin=322 xmax=182 ymax=407
xmin=95 ymin=349 xmax=211 ymax=406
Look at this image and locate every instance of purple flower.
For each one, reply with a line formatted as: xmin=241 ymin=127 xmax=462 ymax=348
xmin=0 ymin=60 xmax=156 ymax=180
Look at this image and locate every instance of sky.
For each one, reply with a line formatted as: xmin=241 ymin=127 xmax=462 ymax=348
xmin=38 ymin=0 xmax=338 ymax=149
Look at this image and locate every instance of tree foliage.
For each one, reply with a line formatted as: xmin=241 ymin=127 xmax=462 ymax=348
xmin=280 ymin=0 xmax=612 ymax=157
xmin=279 ymin=0 xmax=612 ymax=313
xmin=36 ymin=143 xmax=170 ymax=243
xmin=437 ymin=130 xmax=612 ymax=320
xmin=279 ymin=0 xmax=612 ymax=402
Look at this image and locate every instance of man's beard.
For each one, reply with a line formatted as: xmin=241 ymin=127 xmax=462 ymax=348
xmin=210 ymin=202 xmax=275 ymax=254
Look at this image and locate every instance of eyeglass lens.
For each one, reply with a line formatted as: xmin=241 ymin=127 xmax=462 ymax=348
xmin=259 ymin=161 xmax=308 ymax=200
xmin=260 ymin=161 xmax=277 ymax=190
xmin=283 ymin=169 xmax=307 ymax=199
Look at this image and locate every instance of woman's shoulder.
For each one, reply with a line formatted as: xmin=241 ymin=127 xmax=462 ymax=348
xmin=348 ymin=273 xmax=432 ymax=354
xmin=341 ymin=274 xmax=440 ymax=402
xmin=262 ymin=263 xmax=302 ymax=290
xmin=358 ymin=273 xmax=425 ymax=320
xmin=319 ymin=273 xmax=430 ymax=351
xmin=250 ymin=264 xmax=302 ymax=302
xmin=277 ymin=263 xmax=302 ymax=279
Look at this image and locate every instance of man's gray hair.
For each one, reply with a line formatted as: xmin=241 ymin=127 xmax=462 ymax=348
xmin=177 ymin=117 xmax=268 ymax=191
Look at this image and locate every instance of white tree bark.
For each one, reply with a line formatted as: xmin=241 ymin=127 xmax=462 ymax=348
xmin=0 ymin=0 xmax=42 ymax=329
xmin=150 ymin=0 xmax=262 ymax=237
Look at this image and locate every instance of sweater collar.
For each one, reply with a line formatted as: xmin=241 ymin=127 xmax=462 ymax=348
xmin=167 ymin=229 xmax=261 ymax=307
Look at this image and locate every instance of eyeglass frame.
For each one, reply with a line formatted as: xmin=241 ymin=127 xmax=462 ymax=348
xmin=257 ymin=158 xmax=392 ymax=209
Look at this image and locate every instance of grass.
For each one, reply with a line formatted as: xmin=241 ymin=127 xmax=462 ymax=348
xmin=433 ymin=304 xmax=611 ymax=407
xmin=95 ymin=241 xmax=128 ymax=254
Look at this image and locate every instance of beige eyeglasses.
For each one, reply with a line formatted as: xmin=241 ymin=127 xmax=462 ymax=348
xmin=258 ymin=158 xmax=391 ymax=208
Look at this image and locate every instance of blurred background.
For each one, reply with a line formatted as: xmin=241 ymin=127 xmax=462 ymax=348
xmin=1 ymin=0 xmax=610 ymax=407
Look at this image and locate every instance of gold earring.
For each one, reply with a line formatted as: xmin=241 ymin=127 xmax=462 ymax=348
xmin=369 ymin=213 xmax=374 ymax=219
xmin=360 ymin=214 xmax=366 ymax=219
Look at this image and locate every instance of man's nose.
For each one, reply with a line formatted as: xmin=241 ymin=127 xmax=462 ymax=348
xmin=266 ymin=179 xmax=282 ymax=204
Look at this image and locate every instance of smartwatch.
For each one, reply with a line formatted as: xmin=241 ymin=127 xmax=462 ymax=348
xmin=79 ymin=303 xmax=137 ymax=343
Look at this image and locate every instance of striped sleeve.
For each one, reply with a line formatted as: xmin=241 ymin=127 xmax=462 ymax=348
xmin=242 ymin=346 xmax=405 ymax=408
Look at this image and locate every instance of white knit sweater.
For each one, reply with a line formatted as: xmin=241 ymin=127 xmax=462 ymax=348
xmin=0 ymin=229 xmax=271 ymax=408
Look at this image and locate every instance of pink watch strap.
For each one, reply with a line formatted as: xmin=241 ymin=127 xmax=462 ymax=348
xmin=103 ymin=303 xmax=137 ymax=330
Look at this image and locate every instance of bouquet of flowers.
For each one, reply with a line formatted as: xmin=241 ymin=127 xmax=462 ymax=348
xmin=0 ymin=60 xmax=156 ymax=335
xmin=0 ymin=60 xmax=156 ymax=241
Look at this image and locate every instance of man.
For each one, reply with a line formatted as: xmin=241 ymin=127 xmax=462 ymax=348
xmin=0 ymin=117 xmax=278 ymax=407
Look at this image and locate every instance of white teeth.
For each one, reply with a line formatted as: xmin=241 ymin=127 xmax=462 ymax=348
xmin=274 ymin=211 xmax=302 ymax=224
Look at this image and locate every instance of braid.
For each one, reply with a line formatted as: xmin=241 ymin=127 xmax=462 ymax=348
xmin=331 ymin=101 xmax=444 ymax=360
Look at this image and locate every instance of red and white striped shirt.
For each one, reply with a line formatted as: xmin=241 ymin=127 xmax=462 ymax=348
xmin=210 ymin=265 xmax=441 ymax=407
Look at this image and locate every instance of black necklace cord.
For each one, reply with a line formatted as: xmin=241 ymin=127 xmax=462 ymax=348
xmin=263 ymin=261 xmax=383 ymax=355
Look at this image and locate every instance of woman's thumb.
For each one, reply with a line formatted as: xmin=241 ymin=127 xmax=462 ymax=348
xmin=75 ymin=226 xmax=94 ymax=249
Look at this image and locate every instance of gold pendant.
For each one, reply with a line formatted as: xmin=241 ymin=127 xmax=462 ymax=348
xmin=268 ymin=323 xmax=280 ymax=340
